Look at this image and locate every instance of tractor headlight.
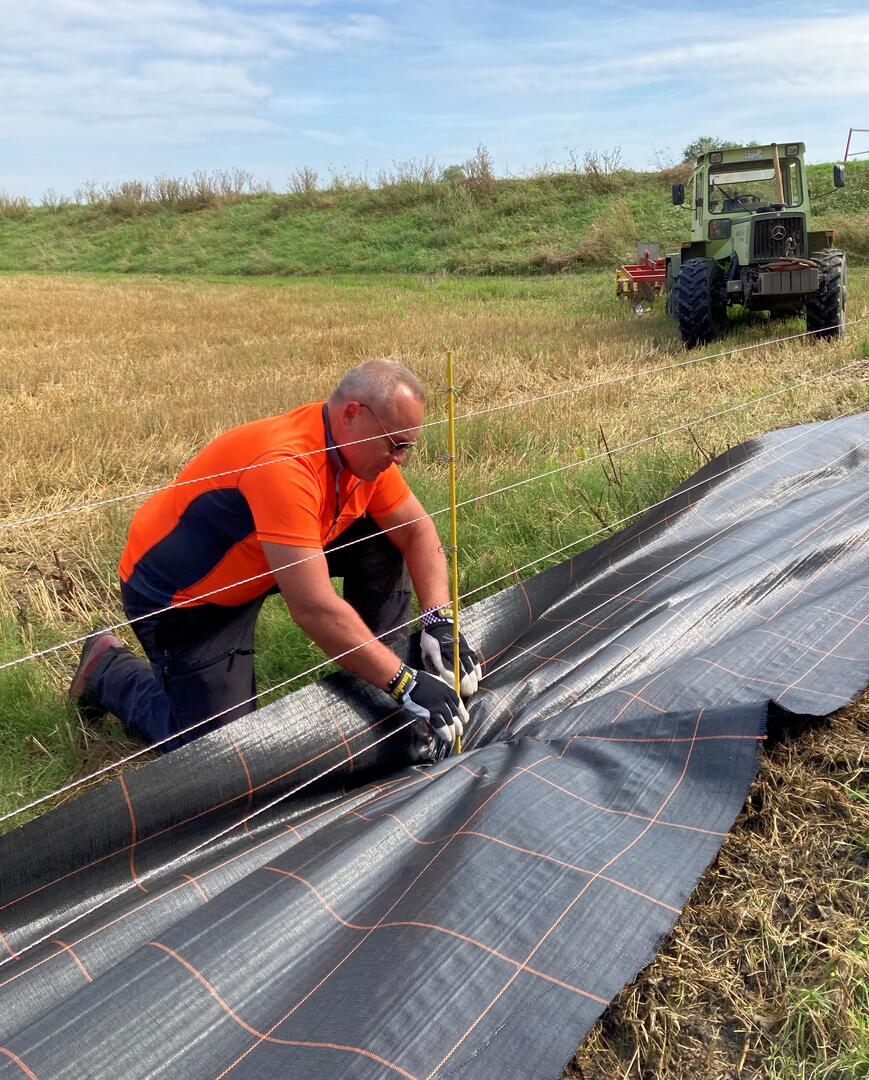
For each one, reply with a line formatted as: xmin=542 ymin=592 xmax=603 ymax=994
xmin=708 ymin=219 xmax=732 ymax=240
xmin=785 ymin=143 xmax=799 ymax=157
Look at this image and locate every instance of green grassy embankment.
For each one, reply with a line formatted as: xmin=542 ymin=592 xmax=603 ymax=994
xmin=1 ymin=161 xmax=867 ymax=276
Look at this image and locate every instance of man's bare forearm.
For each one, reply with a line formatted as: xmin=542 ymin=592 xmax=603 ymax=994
xmin=292 ymin=596 xmax=404 ymax=689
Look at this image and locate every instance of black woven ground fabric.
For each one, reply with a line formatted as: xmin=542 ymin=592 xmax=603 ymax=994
xmin=0 ymin=413 xmax=867 ymax=1080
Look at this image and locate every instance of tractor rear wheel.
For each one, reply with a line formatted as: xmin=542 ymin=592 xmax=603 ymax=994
xmin=675 ymin=258 xmax=728 ymax=348
xmin=806 ymin=250 xmax=846 ymax=339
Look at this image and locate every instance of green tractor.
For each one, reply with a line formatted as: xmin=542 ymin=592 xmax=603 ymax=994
xmin=666 ymin=142 xmax=846 ymax=347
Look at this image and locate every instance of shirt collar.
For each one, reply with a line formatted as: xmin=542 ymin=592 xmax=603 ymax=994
xmin=321 ymin=403 xmax=344 ymax=479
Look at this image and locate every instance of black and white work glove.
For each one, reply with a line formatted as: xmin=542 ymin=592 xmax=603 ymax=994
xmin=419 ymin=605 xmax=482 ymax=698
xmin=388 ymin=663 xmax=468 ymax=757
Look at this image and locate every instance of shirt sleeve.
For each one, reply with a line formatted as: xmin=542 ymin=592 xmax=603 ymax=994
xmin=239 ymin=456 xmax=325 ymax=547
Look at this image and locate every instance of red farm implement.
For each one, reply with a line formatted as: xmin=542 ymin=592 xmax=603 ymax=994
xmin=615 ymin=244 xmax=667 ymax=313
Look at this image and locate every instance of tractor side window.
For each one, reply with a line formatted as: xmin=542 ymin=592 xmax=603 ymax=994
xmin=782 ymin=159 xmax=803 ymax=206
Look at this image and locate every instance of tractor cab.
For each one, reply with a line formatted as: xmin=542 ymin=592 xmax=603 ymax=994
xmin=663 ymin=142 xmax=846 ymax=347
xmin=673 ymin=143 xmax=814 ymax=261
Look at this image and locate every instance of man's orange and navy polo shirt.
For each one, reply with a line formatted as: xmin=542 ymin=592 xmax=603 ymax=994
xmin=119 ymin=403 xmax=411 ymax=608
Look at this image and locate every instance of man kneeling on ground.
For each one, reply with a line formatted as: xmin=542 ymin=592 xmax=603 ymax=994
xmin=70 ymin=359 xmax=481 ymax=755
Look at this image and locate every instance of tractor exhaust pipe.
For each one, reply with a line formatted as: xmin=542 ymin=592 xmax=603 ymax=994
xmin=770 ymin=144 xmax=785 ymax=205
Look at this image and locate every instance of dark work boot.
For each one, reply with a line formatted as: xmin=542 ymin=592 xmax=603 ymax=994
xmin=68 ymin=631 xmax=125 ymax=717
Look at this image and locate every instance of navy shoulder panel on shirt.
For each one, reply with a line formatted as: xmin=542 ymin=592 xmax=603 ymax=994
xmin=125 ymin=489 xmax=255 ymax=606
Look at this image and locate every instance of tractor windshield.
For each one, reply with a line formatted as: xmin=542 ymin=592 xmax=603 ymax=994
xmin=707 ymin=159 xmax=802 ymax=213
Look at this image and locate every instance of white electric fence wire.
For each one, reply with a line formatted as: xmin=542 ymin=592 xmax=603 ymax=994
xmin=1 ymin=318 xmax=864 ymax=531
xmin=1 ymin=375 xmax=864 ymax=825
xmin=1 ymin=353 xmax=863 ymax=682
xmin=481 ymin=440 xmax=869 ymax=683
xmin=451 ymin=318 xmax=866 ymax=427
xmin=0 ymin=712 xmax=419 ymax=974
xmin=0 ymin=401 xmax=857 ymax=826
xmin=0 ymin=409 xmax=862 ymax=974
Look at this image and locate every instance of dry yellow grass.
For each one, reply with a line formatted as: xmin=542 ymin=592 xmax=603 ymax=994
xmin=568 ymin=697 xmax=868 ymax=1080
xmin=0 ymin=271 xmax=866 ymax=1076
xmin=1 ymin=270 xmax=865 ymax=653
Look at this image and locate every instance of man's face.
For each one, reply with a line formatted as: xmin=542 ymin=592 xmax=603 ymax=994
xmin=339 ymin=386 xmax=424 ymax=481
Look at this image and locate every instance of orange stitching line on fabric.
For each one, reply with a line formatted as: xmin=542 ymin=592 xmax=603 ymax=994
xmin=426 ymin=708 xmax=705 ymax=1076
xmin=261 ymin=865 xmax=608 ymax=1004
xmin=150 ymin=940 xmax=419 ymax=1080
xmin=213 ymin=755 xmax=555 ymax=1077
xmin=0 ymin=1047 xmax=41 ymax=1080
xmin=118 ymin=775 xmax=147 ymax=895
xmin=50 ymin=939 xmax=92 ymax=983
xmin=0 ymin=774 xmax=430 ymax=995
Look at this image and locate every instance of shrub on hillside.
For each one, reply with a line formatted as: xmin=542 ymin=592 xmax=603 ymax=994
xmin=682 ymin=136 xmax=740 ymax=162
xmin=287 ymin=166 xmax=321 ymax=208
xmin=40 ymin=188 xmax=71 ymax=212
xmin=440 ymin=164 xmax=466 ymax=186
xmin=527 ymin=198 xmax=638 ymax=272
xmin=464 ymin=144 xmax=498 ymax=201
xmin=325 ymin=167 xmax=370 ymax=195
xmin=65 ymin=170 xmax=270 ymax=216
xmin=360 ymin=158 xmax=442 ymax=211
xmin=574 ymin=148 xmax=629 ymax=194
xmin=0 ymin=193 xmax=32 ymax=218
xmin=827 ymin=211 xmax=869 ymax=260
xmin=653 ymin=161 xmax=693 ymax=187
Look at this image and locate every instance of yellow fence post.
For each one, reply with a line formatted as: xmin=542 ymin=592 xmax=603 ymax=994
xmin=446 ymin=351 xmax=462 ymax=754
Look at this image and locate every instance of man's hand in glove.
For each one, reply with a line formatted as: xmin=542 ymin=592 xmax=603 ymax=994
xmin=388 ymin=663 xmax=469 ymax=757
xmin=419 ymin=605 xmax=482 ymax=697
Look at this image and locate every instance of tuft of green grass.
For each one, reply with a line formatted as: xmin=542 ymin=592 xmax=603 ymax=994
xmin=255 ymin=596 xmax=335 ymax=707
xmin=0 ymin=620 xmax=83 ymax=826
xmin=768 ymin=931 xmax=869 ymax=1080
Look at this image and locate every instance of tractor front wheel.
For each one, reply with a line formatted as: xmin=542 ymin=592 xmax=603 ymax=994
xmin=806 ymin=250 xmax=846 ymax=339
xmin=675 ymin=258 xmax=728 ymax=348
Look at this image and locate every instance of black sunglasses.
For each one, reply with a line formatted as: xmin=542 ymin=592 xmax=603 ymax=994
xmin=359 ymin=403 xmax=416 ymax=452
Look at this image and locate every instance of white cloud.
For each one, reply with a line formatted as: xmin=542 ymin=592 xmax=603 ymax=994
xmin=2 ymin=0 xmax=388 ymax=58
xmin=297 ymin=126 xmax=367 ymax=146
xmin=462 ymin=11 xmax=869 ymax=101
xmin=2 ymin=0 xmax=864 ymax=198
xmin=0 ymin=0 xmax=388 ymax=146
xmin=268 ymin=93 xmax=331 ymax=114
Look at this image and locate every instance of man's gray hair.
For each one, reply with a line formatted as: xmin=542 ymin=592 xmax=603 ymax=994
xmin=329 ymin=358 xmax=427 ymax=411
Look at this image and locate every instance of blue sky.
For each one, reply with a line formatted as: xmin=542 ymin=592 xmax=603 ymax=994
xmin=3 ymin=0 xmax=868 ymax=200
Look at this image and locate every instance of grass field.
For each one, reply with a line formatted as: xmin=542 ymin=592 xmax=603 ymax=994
xmin=1 ymin=158 xmax=868 ymax=276
xmin=0 ymin=270 xmax=867 ymax=1077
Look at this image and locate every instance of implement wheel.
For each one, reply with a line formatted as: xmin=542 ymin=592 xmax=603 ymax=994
xmin=806 ymin=250 xmax=846 ymax=339
xmin=675 ymin=258 xmax=728 ymax=348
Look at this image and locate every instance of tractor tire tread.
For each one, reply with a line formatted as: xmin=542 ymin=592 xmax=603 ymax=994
xmin=675 ymin=258 xmax=728 ymax=348
xmin=806 ymin=249 xmax=846 ymax=340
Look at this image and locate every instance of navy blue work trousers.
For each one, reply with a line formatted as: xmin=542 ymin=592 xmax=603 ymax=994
xmin=88 ymin=517 xmax=411 ymax=750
